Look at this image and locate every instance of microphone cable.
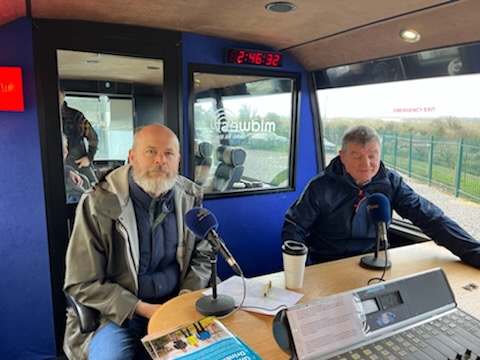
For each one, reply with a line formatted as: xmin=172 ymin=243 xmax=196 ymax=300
xmin=217 ymin=268 xmax=247 ymax=319
xmin=367 ymin=246 xmax=389 ymax=285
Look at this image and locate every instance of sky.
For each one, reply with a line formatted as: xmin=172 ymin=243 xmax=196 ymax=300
xmin=317 ymin=73 xmax=480 ymax=120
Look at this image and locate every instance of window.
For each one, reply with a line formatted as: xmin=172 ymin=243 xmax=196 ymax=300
xmin=190 ymin=67 xmax=298 ymax=195
xmin=316 ymin=73 xmax=480 ymax=240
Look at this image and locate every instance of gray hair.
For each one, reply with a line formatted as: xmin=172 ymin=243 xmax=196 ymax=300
xmin=341 ymin=125 xmax=381 ymax=152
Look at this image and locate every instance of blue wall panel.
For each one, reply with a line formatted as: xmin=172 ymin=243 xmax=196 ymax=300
xmin=181 ymin=33 xmax=318 ymax=278
xmin=0 ymin=19 xmax=56 ymax=359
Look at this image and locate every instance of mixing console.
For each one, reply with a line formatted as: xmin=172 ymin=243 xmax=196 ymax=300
xmin=273 ymin=268 xmax=480 ymax=360
xmin=330 ymin=309 xmax=480 ymax=360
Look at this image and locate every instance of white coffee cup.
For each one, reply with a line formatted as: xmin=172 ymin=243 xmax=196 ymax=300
xmin=282 ymin=240 xmax=308 ymax=289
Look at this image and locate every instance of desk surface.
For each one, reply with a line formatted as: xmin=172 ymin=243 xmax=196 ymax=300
xmin=148 ymin=241 xmax=480 ymax=360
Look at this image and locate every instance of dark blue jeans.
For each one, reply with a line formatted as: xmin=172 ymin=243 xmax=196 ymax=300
xmin=89 ymin=316 xmax=151 ymax=360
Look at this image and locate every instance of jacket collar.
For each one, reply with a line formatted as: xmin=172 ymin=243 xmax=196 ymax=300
xmin=96 ymin=164 xmax=196 ymax=219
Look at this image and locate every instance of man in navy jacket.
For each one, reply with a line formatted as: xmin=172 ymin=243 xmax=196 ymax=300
xmin=282 ymin=125 xmax=480 ymax=267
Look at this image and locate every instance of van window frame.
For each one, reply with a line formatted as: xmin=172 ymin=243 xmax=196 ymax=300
xmin=188 ymin=63 xmax=300 ymax=198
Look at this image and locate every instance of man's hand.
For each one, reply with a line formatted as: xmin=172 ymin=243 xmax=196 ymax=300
xmin=75 ymin=156 xmax=91 ymax=169
xmin=135 ymin=301 xmax=161 ymax=319
xmin=68 ymin=170 xmax=84 ymax=186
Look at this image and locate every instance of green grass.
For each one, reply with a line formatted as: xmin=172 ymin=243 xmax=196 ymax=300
xmin=384 ymin=155 xmax=480 ymax=203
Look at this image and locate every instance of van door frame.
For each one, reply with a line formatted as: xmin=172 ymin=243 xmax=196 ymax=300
xmin=32 ymin=19 xmax=182 ymax=355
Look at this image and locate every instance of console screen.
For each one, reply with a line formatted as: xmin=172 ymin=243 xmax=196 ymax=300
xmin=361 ymin=298 xmax=380 ymax=314
xmin=379 ymin=291 xmax=403 ymax=310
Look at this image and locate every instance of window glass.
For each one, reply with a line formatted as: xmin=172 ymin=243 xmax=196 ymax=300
xmin=317 ymin=74 xmax=480 ymax=239
xmin=64 ymin=96 xmax=133 ymax=163
xmin=319 ymin=44 xmax=474 ymax=89
xmin=61 ymin=94 xmax=133 ymax=203
xmin=191 ymin=71 xmax=296 ymax=194
xmin=57 ymin=49 xmax=164 ymax=203
xmin=325 ymin=58 xmax=404 ymax=87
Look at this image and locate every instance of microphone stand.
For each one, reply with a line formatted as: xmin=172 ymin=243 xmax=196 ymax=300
xmin=195 ymin=248 xmax=235 ymax=316
xmin=360 ymin=229 xmax=392 ymax=270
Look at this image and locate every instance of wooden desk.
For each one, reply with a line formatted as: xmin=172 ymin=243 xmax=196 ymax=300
xmin=148 ymin=241 xmax=480 ymax=359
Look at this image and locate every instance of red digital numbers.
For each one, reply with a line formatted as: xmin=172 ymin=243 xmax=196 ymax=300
xmin=229 ymin=49 xmax=246 ymax=64
xmin=265 ymin=53 xmax=274 ymax=66
xmin=226 ymin=48 xmax=282 ymax=67
xmin=228 ymin=49 xmax=237 ymax=62
xmin=255 ymin=52 xmax=263 ymax=65
xmin=237 ymin=50 xmax=245 ymax=63
xmin=272 ymin=54 xmax=281 ymax=67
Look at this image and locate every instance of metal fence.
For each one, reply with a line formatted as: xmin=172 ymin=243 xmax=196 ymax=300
xmin=381 ymin=132 xmax=480 ymax=203
xmin=324 ymin=128 xmax=480 ymax=203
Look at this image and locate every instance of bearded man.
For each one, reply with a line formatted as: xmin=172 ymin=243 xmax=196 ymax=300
xmin=63 ymin=124 xmax=212 ymax=360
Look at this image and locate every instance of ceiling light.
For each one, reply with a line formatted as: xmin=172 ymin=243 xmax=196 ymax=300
xmin=399 ymin=29 xmax=421 ymax=43
xmin=266 ymin=2 xmax=296 ymax=13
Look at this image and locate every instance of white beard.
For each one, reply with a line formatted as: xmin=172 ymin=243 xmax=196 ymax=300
xmin=132 ymin=165 xmax=177 ymax=197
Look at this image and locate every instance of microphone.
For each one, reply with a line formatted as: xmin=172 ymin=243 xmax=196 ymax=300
xmin=184 ymin=207 xmax=240 ymax=317
xmin=184 ymin=207 xmax=242 ymax=276
xmin=360 ymin=193 xmax=392 ymax=270
xmin=368 ymin=193 xmax=391 ymax=244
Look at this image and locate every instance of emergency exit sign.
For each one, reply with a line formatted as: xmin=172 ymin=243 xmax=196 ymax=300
xmin=0 ymin=67 xmax=24 ymax=112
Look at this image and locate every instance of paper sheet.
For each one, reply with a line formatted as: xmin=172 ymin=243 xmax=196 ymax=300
xmin=285 ymin=293 xmax=367 ymax=359
xmin=203 ymin=275 xmax=303 ymax=315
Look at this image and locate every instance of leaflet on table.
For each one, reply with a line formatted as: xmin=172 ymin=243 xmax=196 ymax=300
xmin=285 ymin=292 xmax=368 ymax=359
xmin=141 ymin=316 xmax=262 ymax=360
xmin=203 ymin=275 xmax=304 ymax=315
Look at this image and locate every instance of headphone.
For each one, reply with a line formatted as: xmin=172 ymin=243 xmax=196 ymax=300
xmin=272 ymin=308 xmax=298 ymax=359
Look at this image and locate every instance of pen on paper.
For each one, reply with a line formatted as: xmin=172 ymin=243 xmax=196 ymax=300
xmin=263 ymin=280 xmax=272 ymax=297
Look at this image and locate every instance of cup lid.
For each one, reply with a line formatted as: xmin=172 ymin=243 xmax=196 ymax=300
xmin=282 ymin=240 xmax=308 ymax=255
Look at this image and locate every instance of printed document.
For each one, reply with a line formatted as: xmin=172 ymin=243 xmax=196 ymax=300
xmin=203 ymin=275 xmax=303 ymax=315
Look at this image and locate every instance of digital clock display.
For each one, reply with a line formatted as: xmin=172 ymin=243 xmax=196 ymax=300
xmin=225 ymin=47 xmax=283 ymax=67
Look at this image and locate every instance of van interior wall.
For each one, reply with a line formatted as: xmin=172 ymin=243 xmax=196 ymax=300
xmin=181 ymin=33 xmax=319 ymax=279
xmin=0 ymin=22 xmax=320 ymax=359
xmin=0 ymin=19 xmax=56 ymax=359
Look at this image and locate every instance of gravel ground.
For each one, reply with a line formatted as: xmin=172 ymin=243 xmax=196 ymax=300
xmin=400 ymin=175 xmax=480 ymax=239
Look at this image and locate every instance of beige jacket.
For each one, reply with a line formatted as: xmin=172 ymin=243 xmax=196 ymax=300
xmin=63 ymin=165 xmax=212 ymax=359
